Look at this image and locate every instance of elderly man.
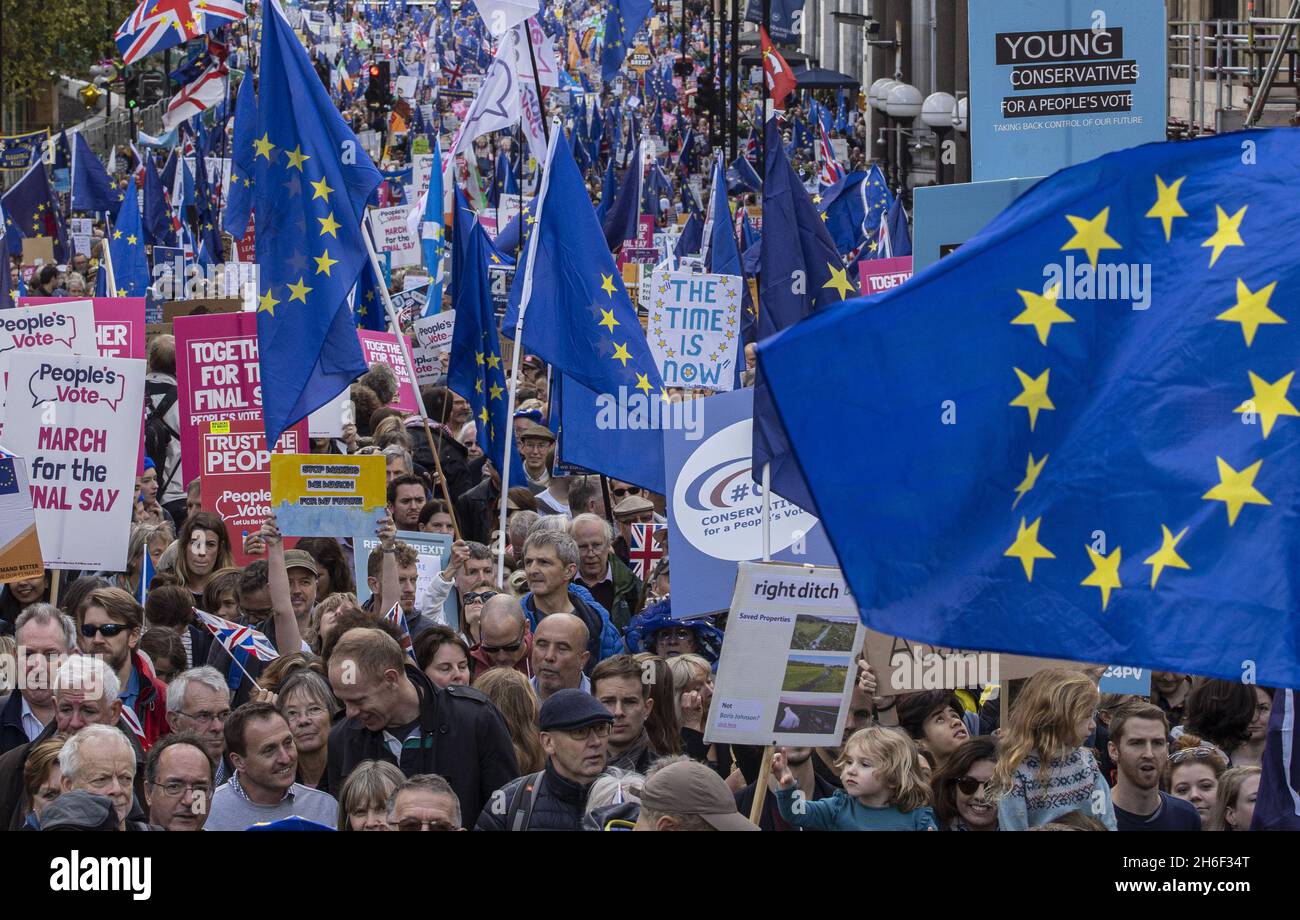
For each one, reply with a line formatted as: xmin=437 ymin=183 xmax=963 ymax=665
xmin=58 ymin=724 xmax=150 ymax=831
xmin=475 ymin=689 xmax=613 ymax=831
xmin=530 ymin=613 xmax=591 ymax=702
xmin=383 ymin=445 xmax=415 ymax=484
xmin=143 ymin=732 xmax=216 ymax=831
xmin=521 ymin=530 xmax=618 ymax=669
xmin=517 ymin=424 xmax=555 ymax=491
xmin=326 ymin=628 xmax=517 ymax=826
xmin=166 ymin=667 xmax=232 ymax=783
xmin=206 ymin=702 xmax=338 ymax=830
xmin=612 ymin=493 xmax=656 ymax=566
xmin=471 ymin=595 xmax=533 ymax=677
xmin=387 ymin=774 xmax=465 ymax=831
xmin=634 ymin=756 xmax=759 ymax=831
xmin=570 ymin=513 xmax=643 ymax=630
xmin=0 ymin=604 xmax=76 ymax=753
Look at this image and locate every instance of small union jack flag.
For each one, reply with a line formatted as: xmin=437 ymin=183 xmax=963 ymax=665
xmin=629 ymin=523 xmax=666 ymax=582
xmin=384 ymin=602 xmax=418 ymax=663
xmin=193 ymin=608 xmax=279 ymax=662
xmin=115 ymin=0 xmax=247 ymax=66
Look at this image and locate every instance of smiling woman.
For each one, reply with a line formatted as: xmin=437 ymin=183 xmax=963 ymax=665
xmin=276 ymin=669 xmax=337 ymax=790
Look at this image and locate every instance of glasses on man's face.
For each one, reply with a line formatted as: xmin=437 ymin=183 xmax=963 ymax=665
xmin=390 ymin=818 xmax=458 ymax=831
xmin=562 ymin=722 xmax=611 ymax=742
xmin=479 ymin=628 xmax=525 ymax=655
xmin=81 ymin=623 xmax=130 ymax=638
xmin=150 ymin=780 xmax=214 ymax=798
xmin=611 ymin=486 xmax=641 ymax=498
xmin=178 ymin=709 xmax=231 ymax=726
xmin=956 ymin=776 xmax=989 ymax=796
xmin=463 ymin=591 xmax=498 ymax=605
xmin=240 ymin=605 xmax=273 ymax=621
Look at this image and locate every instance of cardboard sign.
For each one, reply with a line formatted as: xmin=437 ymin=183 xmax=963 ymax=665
xmin=357 ymin=330 xmax=419 ymax=412
xmin=863 ymin=630 xmax=1096 ymax=692
xmin=371 ymin=205 xmax=421 ymax=268
xmin=705 ymin=562 xmax=865 ymax=747
xmin=163 ymin=297 xmax=243 ymax=323
xmin=0 ymin=448 xmax=44 ymax=584
xmin=1099 ymin=665 xmax=1152 ymax=695
xmin=0 ymin=299 xmax=99 ymax=435
xmin=857 ymin=257 xmax=914 ymax=296
xmin=646 ymin=271 xmax=741 ymax=391
xmin=411 ymin=310 xmax=456 ymax=386
xmin=354 ymin=529 xmax=457 ymax=629
xmin=3 ymin=353 xmax=145 ymax=571
xmin=270 ymin=453 xmax=387 ymax=538
xmin=21 ymin=237 xmax=54 ymax=266
xmin=200 ymin=417 xmax=307 ymax=566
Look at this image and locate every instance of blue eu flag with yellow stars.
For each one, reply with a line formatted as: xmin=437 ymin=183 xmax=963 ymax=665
xmin=254 ymin=0 xmax=382 ymax=448
xmin=223 ymin=73 xmax=257 ymax=239
xmin=758 ymin=129 xmax=1300 ymax=686
xmin=105 ymin=184 xmax=150 ymax=297
xmin=510 ymin=128 xmax=663 ymax=403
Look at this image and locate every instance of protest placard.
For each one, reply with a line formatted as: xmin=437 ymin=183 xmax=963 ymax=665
xmin=21 ymin=297 xmax=147 ymax=361
xmin=861 ymin=630 xmax=1095 ymax=692
xmin=200 ymin=417 xmax=308 ymax=565
xmin=270 ymin=453 xmax=386 ymax=538
xmin=357 ymin=330 xmax=419 ymax=412
xmin=3 ymin=353 xmax=145 ymax=571
xmin=307 ymin=389 xmax=353 ymax=439
xmin=371 ymin=205 xmax=421 ymax=268
xmin=488 ymin=265 xmax=514 ymax=312
xmin=646 ymin=270 xmax=741 ymax=391
xmin=354 ymin=529 xmax=458 ymax=629
xmin=391 ymin=284 xmax=429 ymax=327
xmin=411 ymin=310 xmax=455 ymax=380
xmin=0 ymin=447 xmax=43 ymax=584
xmin=1099 ymin=665 xmax=1152 ymax=695
xmin=704 ymin=561 xmax=864 ymax=747
xmin=0 ymin=299 xmax=99 ymax=436
xmin=857 ymin=256 xmax=914 ymax=296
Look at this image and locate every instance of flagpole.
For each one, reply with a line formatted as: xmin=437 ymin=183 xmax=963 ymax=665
xmin=216 ymin=640 xmax=265 ymax=694
xmin=522 ymin=20 xmax=551 ymax=144
xmin=496 ymin=117 xmax=560 ymax=586
xmin=101 ymin=216 xmax=118 ymax=297
xmin=361 ymin=214 xmax=464 ymax=541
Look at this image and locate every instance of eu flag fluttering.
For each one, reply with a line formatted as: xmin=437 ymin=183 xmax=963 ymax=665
xmin=70 ymin=133 xmax=120 ymax=214
xmin=142 ymin=156 xmax=175 ymax=247
xmin=1253 ymin=688 xmax=1300 ymax=829
xmin=255 ymin=0 xmax=381 ymax=448
xmin=353 ymin=259 xmax=387 ymax=332
xmin=106 ymin=184 xmax=151 ymax=297
xmin=600 ymin=0 xmax=652 ymax=81
xmin=758 ymin=129 xmax=1300 ymax=686
xmin=601 ymin=139 xmax=640 ymax=250
xmin=2 ymin=159 xmax=67 ymax=261
xmin=223 ymin=72 xmax=257 ymax=238
xmin=509 ymin=129 xmax=663 ymax=402
xmin=753 ymin=118 xmax=853 ymax=515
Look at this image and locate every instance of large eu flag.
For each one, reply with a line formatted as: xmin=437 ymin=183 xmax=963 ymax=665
xmin=758 ymin=129 xmax=1300 ymax=686
xmin=254 ymin=0 xmax=381 ymax=448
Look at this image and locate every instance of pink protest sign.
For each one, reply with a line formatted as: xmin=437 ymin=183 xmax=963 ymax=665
xmin=857 ymin=256 xmax=914 ymax=297
xmin=20 ymin=297 xmax=146 ymax=359
xmin=357 ymin=330 xmax=419 ymax=412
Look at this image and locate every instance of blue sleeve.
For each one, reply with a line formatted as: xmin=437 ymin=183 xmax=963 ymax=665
xmin=774 ymin=785 xmax=837 ymax=830
xmin=997 ymin=784 xmax=1030 ymax=832
xmin=914 ymin=806 xmax=937 ymax=831
xmin=1090 ymin=767 xmax=1117 ymax=831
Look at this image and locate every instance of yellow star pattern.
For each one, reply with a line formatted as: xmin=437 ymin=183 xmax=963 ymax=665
xmin=486 ymin=354 xmax=501 ymax=370
xmin=1081 ymin=546 xmax=1122 ymax=611
xmin=600 ymin=273 xmax=617 ymax=296
xmin=1061 ymin=207 xmax=1122 ymax=267
xmin=598 ymin=308 xmax=619 ymax=333
xmin=314 ymin=250 xmax=338 ymax=276
xmin=476 ymin=351 xmax=485 ymax=366
xmin=310 ymin=177 xmax=334 ymax=201
xmin=611 ymin=342 xmax=632 ymax=366
xmin=253 ymin=133 xmax=275 ymax=160
xmin=1202 ymin=205 xmax=1246 ymax=267
xmin=489 ymin=384 xmax=504 ymax=400
xmin=258 ymin=289 xmax=280 ymax=316
xmin=285 ymin=146 xmax=310 ymax=171
xmin=1011 ymin=285 xmax=1074 ymax=346
xmin=1012 ymin=452 xmax=1048 ymax=510
xmin=1144 ymin=175 xmax=1187 ymax=242
xmin=822 ymin=264 xmax=856 ymax=299
xmin=1143 ymin=525 xmax=1190 ymax=589
xmin=1216 ymin=278 xmax=1284 ymax=346
xmin=1202 ymin=456 xmax=1270 ymax=526
xmin=126 ymin=234 xmax=137 ymax=245
xmin=1004 ymin=516 xmax=1055 ymax=581
xmin=1235 ymin=370 xmax=1298 ymax=438
xmin=635 ymin=373 xmax=653 ymax=395
xmin=318 ymin=212 xmax=341 ymax=237
xmin=1009 ymin=367 xmax=1055 ymax=431
xmin=287 ymin=277 xmax=312 ymax=303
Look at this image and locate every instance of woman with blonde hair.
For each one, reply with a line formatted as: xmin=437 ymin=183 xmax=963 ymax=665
xmin=1206 ymin=766 xmax=1261 ymax=831
xmin=472 ymin=667 xmax=546 ymax=773
xmin=306 ymin=592 xmax=361 ymax=653
xmin=336 ymin=759 xmax=406 ymax=831
xmin=993 ymin=669 xmax=1116 ymax=830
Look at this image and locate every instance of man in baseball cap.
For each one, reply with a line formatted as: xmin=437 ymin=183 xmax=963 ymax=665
xmin=635 ymin=756 xmax=760 ymax=831
xmin=282 ymin=549 xmax=320 ymax=632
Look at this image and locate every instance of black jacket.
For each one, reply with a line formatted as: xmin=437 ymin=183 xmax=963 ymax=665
xmin=474 ymin=760 xmax=593 ymax=832
xmin=411 ymin=424 xmax=475 ymax=503
xmin=0 ymin=692 xmax=33 ymax=755
xmin=454 ymin=476 xmax=499 ymax=546
xmin=325 ymin=664 xmax=518 ymax=828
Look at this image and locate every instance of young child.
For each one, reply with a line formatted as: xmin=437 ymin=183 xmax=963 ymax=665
xmin=773 ymin=726 xmax=936 ymax=830
xmin=993 ymin=668 xmax=1117 ymax=830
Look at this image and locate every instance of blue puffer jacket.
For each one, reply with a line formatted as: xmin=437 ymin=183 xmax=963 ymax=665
xmin=522 ymin=582 xmax=622 ymax=671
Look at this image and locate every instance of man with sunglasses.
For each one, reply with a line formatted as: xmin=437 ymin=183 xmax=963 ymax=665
xmin=76 ymin=587 xmax=170 ymax=749
xmin=471 ymin=595 xmax=533 ymax=678
xmin=475 ymin=689 xmax=614 ymax=831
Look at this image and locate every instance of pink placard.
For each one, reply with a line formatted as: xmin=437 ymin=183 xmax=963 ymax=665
xmin=857 ymin=256 xmax=914 ymax=296
xmin=19 ymin=297 xmax=146 ymax=359
xmin=357 ymin=330 xmax=419 ymax=413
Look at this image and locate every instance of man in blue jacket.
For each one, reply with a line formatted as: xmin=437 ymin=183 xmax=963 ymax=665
xmin=519 ymin=530 xmax=621 ymax=671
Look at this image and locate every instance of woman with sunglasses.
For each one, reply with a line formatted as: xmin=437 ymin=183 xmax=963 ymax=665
xmin=931 ymin=737 xmax=999 ymax=831
xmin=1164 ymin=735 xmax=1229 ymax=824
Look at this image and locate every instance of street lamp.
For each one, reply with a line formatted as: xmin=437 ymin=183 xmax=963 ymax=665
xmin=921 ymin=91 xmax=955 ymax=184
xmin=883 ymin=82 xmax=921 ymax=191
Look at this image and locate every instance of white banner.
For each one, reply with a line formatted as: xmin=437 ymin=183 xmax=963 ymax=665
xmin=411 ymin=310 xmax=456 ymax=386
xmin=371 ymin=205 xmax=422 ymax=268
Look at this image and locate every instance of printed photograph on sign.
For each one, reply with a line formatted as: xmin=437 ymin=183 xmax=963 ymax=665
xmin=772 ymin=697 xmax=842 ymax=735
xmin=790 ymin=613 xmax=858 ymax=652
xmin=780 ymin=653 xmax=851 ymax=693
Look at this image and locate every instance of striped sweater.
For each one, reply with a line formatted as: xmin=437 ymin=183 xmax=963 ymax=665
xmin=996 ymin=747 xmax=1116 ymax=831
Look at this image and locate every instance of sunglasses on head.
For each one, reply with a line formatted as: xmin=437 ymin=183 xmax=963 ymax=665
xmin=611 ymin=486 xmax=641 ymax=498
xmin=463 ymin=591 xmax=498 ymax=605
xmin=956 ymin=776 xmax=989 ymax=796
xmin=81 ymin=623 xmax=130 ymax=638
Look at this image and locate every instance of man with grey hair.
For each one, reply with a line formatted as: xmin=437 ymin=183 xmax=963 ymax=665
xmin=567 ymin=476 xmax=604 ymax=518
xmin=507 ymin=510 xmax=539 ymax=569
xmin=416 ymin=539 xmax=496 ymax=623
xmin=521 ymin=530 xmax=620 ymax=671
xmin=570 ymin=513 xmax=643 ymax=630
xmin=383 ymin=444 xmax=416 ymax=484
xmin=1 ymin=604 xmax=76 ymax=752
xmin=166 ymin=666 xmax=232 ymax=783
xmin=59 ymin=724 xmax=149 ymax=830
xmin=386 ymin=774 xmax=464 ymax=831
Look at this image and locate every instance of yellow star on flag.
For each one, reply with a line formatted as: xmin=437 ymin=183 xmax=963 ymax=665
xmin=285 ymin=145 xmax=310 ymax=171
xmin=822 ymin=263 xmax=856 ymax=299
xmin=600 ymin=273 xmax=617 ymax=296
xmin=314 ymin=250 xmax=338 ymax=276
xmin=113 ymin=229 xmax=122 ymax=240
xmin=1081 ymin=546 xmax=1123 ymax=611
xmin=599 ymin=308 xmax=619 ymax=333
xmin=486 ymin=354 xmax=501 ymax=370
xmin=1143 ymin=525 xmax=1190 ymax=589
xmin=479 ymin=406 xmax=489 ymax=423
xmin=475 ymin=351 xmax=485 ymax=366
xmin=258 ymin=289 xmax=280 ymax=316
xmin=253 ymin=133 xmax=275 ymax=160
xmin=126 ymin=234 xmax=137 ymax=245
xmin=489 ymin=384 xmax=504 ymax=400
xmin=318 ymin=212 xmax=341 ymax=237
xmin=611 ymin=342 xmax=632 ymax=366
xmin=1144 ymin=175 xmax=1187 ymax=242
xmin=1010 ymin=367 xmax=1055 ymax=431
xmin=1235 ymin=370 xmax=1298 ymax=438
xmin=1011 ymin=285 xmax=1073 ymax=346
xmin=1202 ymin=456 xmax=1270 ymax=526
xmin=1004 ymin=516 xmax=1055 ymax=581
xmin=635 ymin=373 xmax=653 ymax=395
xmin=310 ymin=177 xmax=334 ymax=201
xmin=1012 ymin=452 xmax=1048 ymax=509
xmin=287 ymin=277 xmax=312 ymax=303
xmin=1202 ymin=205 xmax=1246 ymax=267
xmin=475 ymin=379 xmax=483 ymax=394
xmin=1061 ymin=207 xmax=1122 ymax=267
xmin=1216 ymin=278 xmax=1284 ymax=346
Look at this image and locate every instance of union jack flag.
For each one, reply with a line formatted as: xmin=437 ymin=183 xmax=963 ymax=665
xmin=193 ymin=608 xmax=280 ymax=662
xmin=817 ymin=123 xmax=846 ymax=189
xmin=384 ymin=602 xmax=418 ymax=663
xmin=629 ymin=523 xmax=666 ymax=582
xmin=116 ymin=0 xmax=247 ymax=66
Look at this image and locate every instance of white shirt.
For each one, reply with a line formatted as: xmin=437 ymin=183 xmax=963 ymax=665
xmin=20 ymin=695 xmax=45 ymax=742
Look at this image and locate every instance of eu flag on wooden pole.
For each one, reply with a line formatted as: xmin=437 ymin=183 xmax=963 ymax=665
xmin=254 ymin=0 xmax=381 ymax=448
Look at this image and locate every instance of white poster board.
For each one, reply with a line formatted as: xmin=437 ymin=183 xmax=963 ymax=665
xmin=411 ymin=310 xmax=456 ymax=386
xmin=371 ymin=205 xmax=421 ymax=268
xmin=645 ymin=270 xmax=741 ymax=391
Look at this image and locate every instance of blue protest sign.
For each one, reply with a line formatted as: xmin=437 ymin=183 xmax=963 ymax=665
xmin=1098 ymin=665 xmax=1152 ymax=696
xmin=354 ymin=529 xmax=458 ymax=630
xmin=911 ymin=177 xmax=1042 ymax=274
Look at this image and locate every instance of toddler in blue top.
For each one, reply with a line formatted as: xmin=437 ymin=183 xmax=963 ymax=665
xmin=774 ymin=726 xmax=937 ymax=831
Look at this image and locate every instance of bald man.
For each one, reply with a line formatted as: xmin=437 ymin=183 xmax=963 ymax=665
xmin=471 ymin=596 xmax=534 ymax=677
xmin=530 ymin=613 xmax=591 ymax=701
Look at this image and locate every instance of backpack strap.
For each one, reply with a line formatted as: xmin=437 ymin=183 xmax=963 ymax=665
xmin=506 ymin=771 xmax=546 ymax=832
